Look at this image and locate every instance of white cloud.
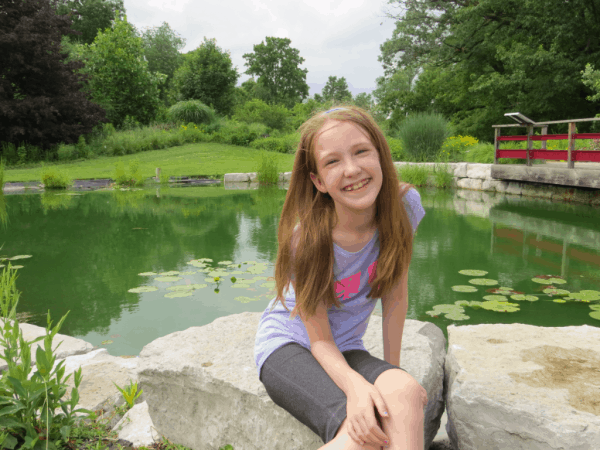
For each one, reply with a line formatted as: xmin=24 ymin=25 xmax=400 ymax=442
xmin=124 ymin=0 xmax=399 ymax=98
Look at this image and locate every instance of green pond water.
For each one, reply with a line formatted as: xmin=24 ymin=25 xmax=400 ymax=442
xmin=0 ymin=184 xmax=599 ymax=358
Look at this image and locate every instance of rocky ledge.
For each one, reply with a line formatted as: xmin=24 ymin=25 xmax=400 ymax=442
xmin=1 ymin=315 xmax=598 ymax=450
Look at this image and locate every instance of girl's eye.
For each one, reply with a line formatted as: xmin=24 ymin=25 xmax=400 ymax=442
xmin=326 ymin=149 xmax=368 ymax=166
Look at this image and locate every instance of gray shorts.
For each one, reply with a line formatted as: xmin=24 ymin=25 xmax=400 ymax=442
xmin=259 ymin=342 xmax=405 ymax=444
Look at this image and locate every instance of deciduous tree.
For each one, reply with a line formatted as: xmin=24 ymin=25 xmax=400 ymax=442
xmin=172 ymin=37 xmax=239 ymax=117
xmin=243 ymin=37 xmax=309 ymax=109
xmin=0 ymin=0 xmax=106 ymax=152
xmin=55 ymin=0 xmax=125 ymax=45
xmin=79 ymin=14 xmax=164 ymax=127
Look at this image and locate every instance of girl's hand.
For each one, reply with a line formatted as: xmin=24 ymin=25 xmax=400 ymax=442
xmin=346 ymin=378 xmax=390 ymax=447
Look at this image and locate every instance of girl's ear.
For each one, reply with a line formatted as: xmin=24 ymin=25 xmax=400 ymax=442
xmin=310 ymin=173 xmax=326 ymax=193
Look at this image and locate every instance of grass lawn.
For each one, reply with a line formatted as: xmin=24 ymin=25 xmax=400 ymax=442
xmin=2 ymin=142 xmax=296 ymax=183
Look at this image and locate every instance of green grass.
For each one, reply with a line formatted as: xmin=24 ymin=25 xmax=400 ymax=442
xmin=2 ymin=143 xmax=295 ymax=183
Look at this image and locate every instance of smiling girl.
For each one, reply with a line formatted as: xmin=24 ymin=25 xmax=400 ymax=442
xmin=254 ymin=105 xmax=427 ymax=450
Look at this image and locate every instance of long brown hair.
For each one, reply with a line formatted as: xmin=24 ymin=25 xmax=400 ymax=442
xmin=271 ymin=102 xmax=416 ymax=321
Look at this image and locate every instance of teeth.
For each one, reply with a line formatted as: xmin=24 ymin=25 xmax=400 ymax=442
xmin=344 ymin=179 xmax=369 ymax=191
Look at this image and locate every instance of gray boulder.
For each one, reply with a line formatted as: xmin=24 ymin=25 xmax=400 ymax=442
xmin=444 ymin=323 xmax=600 ymax=449
xmin=137 ymin=312 xmax=446 ymax=450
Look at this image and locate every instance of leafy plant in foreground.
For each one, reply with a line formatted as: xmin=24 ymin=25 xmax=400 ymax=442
xmin=0 ymin=263 xmax=91 ymax=449
xmin=112 ymin=380 xmax=143 ymax=409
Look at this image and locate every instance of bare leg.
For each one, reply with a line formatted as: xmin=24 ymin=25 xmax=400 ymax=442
xmin=317 ymin=417 xmax=383 ymax=450
xmin=379 ymin=403 xmax=424 ymax=450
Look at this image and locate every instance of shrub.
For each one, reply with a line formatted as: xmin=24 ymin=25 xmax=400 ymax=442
xmin=398 ymin=112 xmax=450 ymax=162
xmin=386 ymin=137 xmax=405 ymax=161
xmin=57 ymin=144 xmax=75 ymax=161
xmin=250 ymin=137 xmax=287 ymax=153
xmin=1 ymin=142 xmax=18 ymax=165
xmin=40 ymin=165 xmax=73 ymax=189
xmin=439 ymin=135 xmax=479 ymax=162
xmin=0 ymin=262 xmax=91 ymax=450
xmin=114 ymin=158 xmax=145 ymax=187
xmin=168 ymin=100 xmax=216 ymax=125
xmin=232 ymin=99 xmax=291 ymax=132
xmin=253 ymin=152 xmax=280 ymax=185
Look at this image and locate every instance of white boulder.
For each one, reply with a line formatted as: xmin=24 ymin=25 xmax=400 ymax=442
xmin=137 ymin=312 xmax=446 ymax=450
xmin=444 ymin=323 xmax=600 ymax=449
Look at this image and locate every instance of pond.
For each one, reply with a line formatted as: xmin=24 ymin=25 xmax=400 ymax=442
xmin=0 ymin=183 xmax=599 ymax=357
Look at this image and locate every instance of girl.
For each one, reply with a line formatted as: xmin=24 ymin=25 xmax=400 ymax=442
xmin=254 ymin=105 xmax=428 ymax=450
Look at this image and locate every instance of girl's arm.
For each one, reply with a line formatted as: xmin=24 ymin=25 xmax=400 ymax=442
xmin=380 ymin=268 xmax=409 ymax=367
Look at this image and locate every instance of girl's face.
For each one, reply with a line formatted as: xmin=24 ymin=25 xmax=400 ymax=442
xmin=309 ymin=120 xmax=383 ymax=217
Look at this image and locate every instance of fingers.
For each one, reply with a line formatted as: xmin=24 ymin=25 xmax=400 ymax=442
xmin=350 ymin=413 xmax=389 ymax=447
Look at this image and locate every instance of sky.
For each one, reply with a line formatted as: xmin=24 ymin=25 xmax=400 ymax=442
xmin=124 ymin=0 xmax=404 ymax=103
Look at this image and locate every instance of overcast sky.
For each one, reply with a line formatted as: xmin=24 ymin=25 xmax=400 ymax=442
xmin=124 ymin=0 xmax=403 ymax=103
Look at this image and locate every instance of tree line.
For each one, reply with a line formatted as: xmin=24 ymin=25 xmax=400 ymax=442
xmin=2 ymin=0 xmax=600 ymax=157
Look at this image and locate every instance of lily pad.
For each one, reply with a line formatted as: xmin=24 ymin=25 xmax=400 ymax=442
xmin=232 ymin=284 xmax=253 ymax=289
xmin=179 ymin=271 xmax=197 ymax=275
xmin=8 ymin=255 xmax=32 ymax=260
xmin=445 ymin=312 xmax=470 ymax=321
xmin=479 ymin=300 xmax=519 ymax=312
xmin=542 ymin=288 xmax=570 ymax=296
xmin=260 ymin=281 xmax=276 ymax=289
xmin=234 ymin=296 xmax=259 ymax=303
xmin=128 ymin=286 xmax=159 ymax=293
xmin=0 ymin=265 xmax=4 ymax=268
xmin=10 ymin=265 xmax=23 ymax=269
xmin=207 ymin=270 xmax=229 ymax=278
xmin=159 ymin=271 xmax=180 ymax=276
xmin=553 ymin=299 xmax=566 ymax=303
xmin=166 ymin=284 xmax=206 ymax=291
xmin=451 ymin=285 xmax=478 ymax=293
xmin=139 ymin=272 xmax=157 ymax=276
xmin=458 ymin=269 xmax=488 ymax=276
xmin=155 ymin=276 xmax=182 ymax=282
xmin=165 ymin=291 xmax=194 ymax=298
xmin=230 ymin=270 xmax=246 ymax=275
xmin=242 ymin=260 xmax=257 ymax=265
xmin=197 ymin=258 xmax=213 ymax=262
xmin=218 ymin=261 xmax=233 ymax=265
xmin=510 ymin=294 xmax=539 ymax=302
xmin=246 ymin=265 xmax=268 ymax=275
xmin=468 ymin=278 xmax=498 ymax=286
xmin=590 ymin=305 xmax=600 ymax=321
xmin=482 ymin=294 xmax=508 ymax=302
xmin=101 ymin=340 xmax=113 ymax=345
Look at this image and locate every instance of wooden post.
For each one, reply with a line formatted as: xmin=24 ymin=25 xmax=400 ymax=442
xmin=526 ymin=125 xmax=533 ymax=166
xmin=494 ymin=128 xmax=499 ymax=165
xmin=156 ymin=167 xmax=161 ymax=181
xmin=541 ymin=125 xmax=548 ymax=163
xmin=567 ymin=122 xmax=575 ymax=169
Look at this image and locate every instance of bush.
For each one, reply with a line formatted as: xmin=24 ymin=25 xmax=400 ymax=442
xmin=253 ymin=152 xmax=280 ymax=185
xmin=1 ymin=142 xmax=18 ymax=165
xmin=168 ymin=100 xmax=216 ymax=125
xmin=115 ymin=158 xmax=145 ymax=187
xmin=386 ymin=136 xmax=405 ymax=161
xmin=57 ymin=144 xmax=76 ymax=161
xmin=232 ymin=99 xmax=291 ymax=132
xmin=211 ymin=120 xmax=269 ymax=146
xmin=398 ymin=112 xmax=450 ymax=162
xmin=40 ymin=165 xmax=73 ymax=189
xmin=0 ymin=262 xmax=92 ymax=450
xmin=250 ymin=131 xmax=301 ymax=154
xmin=438 ymin=135 xmax=479 ymax=162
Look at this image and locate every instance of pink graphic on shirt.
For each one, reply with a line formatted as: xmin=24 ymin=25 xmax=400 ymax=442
xmin=335 ymin=273 xmax=361 ymax=300
xmin=367 ymin=260 xmax=378 ymax=285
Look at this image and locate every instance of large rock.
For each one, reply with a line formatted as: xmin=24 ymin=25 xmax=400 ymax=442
xmin=51 ymin=349 xmax=144 ymax=420
xmin=137 ymin=312 xmax=446 ymax=450
xmin=0 ymin=319 xmax=94 ymax=373
xmin=444 ymin=323 xmax=600 ymax=450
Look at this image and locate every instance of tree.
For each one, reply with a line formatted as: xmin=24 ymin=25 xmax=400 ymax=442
xmin=321 ymin=76 xmax=353 ymax=103
xmin=140 ymin=21 xmax=185 ymax=103
xmin=243 ymin=37 xmax=310 ymax=109
xmin=379 ymin=0 xmax=600 ymax=140
xmin=232 ymin=98 xmax=291 ymax=132
xmin=172 ymin=37 xmax=240 ymax=117
xmin=55 ymin=0 xmax=125 ymax=45
xmin=80 ymin=14 xmax=164 ymax=127
xmin=0 ymin=0 xmax=106 ymax=152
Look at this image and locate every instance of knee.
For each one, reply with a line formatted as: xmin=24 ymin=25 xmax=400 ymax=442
xmin=378 ymin=374 xmax=427 ymax=411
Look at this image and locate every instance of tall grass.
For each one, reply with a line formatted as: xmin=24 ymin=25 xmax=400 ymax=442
xmin=0 ymin=157 xmax=5 ymax=187
xmin=40 ymin=163 xmax=73 ymax=189
xmin=253 ymin=152 xmax=280 ymax=185
xmin=398 ymin=112 xmax=450 ymax=162
xmin=168 ymin=100 xmax=216 ymax=125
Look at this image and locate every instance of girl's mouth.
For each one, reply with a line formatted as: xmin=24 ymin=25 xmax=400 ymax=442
xmin=342 ymin=178 xmax=371 ymax=192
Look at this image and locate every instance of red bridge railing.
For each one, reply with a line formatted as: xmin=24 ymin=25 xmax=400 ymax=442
xmin=493 ymin=118 xmax=600 ymax=168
